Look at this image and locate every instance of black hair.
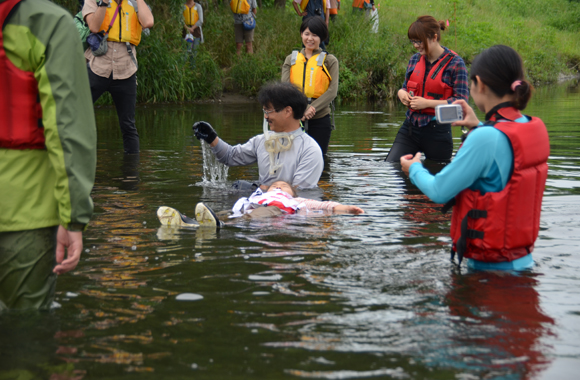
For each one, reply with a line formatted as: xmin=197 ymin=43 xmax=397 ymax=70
xmin=470 ymin=45 xmax=533 ymax=110
xmin=299 ymin=16 xmax=329 ymax=43
xmin=258 ymin=82 xmax=308 ymax=120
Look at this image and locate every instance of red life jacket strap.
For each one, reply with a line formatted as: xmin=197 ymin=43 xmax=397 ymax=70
xmin=429 ymin=52 xmax=455 ymax=80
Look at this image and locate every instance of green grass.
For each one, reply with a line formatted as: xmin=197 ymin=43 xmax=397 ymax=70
xmin=55 ymin=0 xmax=580 ymax=103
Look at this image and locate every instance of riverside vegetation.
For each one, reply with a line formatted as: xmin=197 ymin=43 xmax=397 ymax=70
xmin=56 ymin=0 xmax=580 ymax=103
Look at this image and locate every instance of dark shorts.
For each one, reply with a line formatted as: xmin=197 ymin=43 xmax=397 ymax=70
xmin=234 ymin=23 xmax=254 ymax=43
xmin=385 ymin=118 xmax=453 ymax=163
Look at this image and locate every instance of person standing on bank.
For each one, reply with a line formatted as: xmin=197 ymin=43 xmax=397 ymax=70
xmin=83 ymin=0 xmax=154 ymax=154
xmin=230 ymin=0 xmax=257 ymax=55
xmin=183 ymin=0 xmax=203 ymax=66
xmin=281 ymin=17 xmax=338 ymax=156
xmin=385 ymin=15 xmax=468 ymax=163
xmin=401 ymin=45 xmax=549 ymax=271
xmin=0 ymin=0 xmax=97 ymax=310
xmin=293 ymin=0 xmax=330 ymax=26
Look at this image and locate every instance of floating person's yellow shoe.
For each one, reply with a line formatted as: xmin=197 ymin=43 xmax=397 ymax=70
xmin=157 ymin=206 xmax=199 ymax=228
xmin=195 ymin=202 xmax=223 ymax=230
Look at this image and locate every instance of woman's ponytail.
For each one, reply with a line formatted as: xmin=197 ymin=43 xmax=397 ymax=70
xmin=511 ymin=79 xmax=533 ymax=110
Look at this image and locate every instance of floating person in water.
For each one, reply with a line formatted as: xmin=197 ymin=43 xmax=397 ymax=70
xmin=193 ymin=82 xmax=324 ymax=190
xmin=158 ymin=180 xmax=364 ymax=229
xmin=400 ymin=45 xmax=550 ymax=271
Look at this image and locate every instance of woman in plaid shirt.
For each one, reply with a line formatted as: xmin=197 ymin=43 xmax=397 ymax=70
xmin=386 ymin=15 xmax=468 ymax=164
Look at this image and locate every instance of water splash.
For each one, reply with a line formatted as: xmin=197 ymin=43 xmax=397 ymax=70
xmin=200 ymin=140 xmax=229 ymax=185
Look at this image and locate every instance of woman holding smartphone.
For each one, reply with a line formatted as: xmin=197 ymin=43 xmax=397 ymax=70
xmin=281 ymin=16 xmax=338 ymax=156
xmin=401 ymin=45 xmax=550 ymax=271
xmin=386 ymin=15 xmax=468 ymax=163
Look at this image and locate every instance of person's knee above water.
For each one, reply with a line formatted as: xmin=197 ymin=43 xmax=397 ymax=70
xmin=400 ymin=45 xmax=550 ymax=271
xmin=281 ymin=16 xmax=338 ymax=156
xmin=193 ymin=82 xmax=324 ymax=190
xmin=83 ymin=0 xmax=154 ymax=154
xmin=386 ymin=15 xmax=468 ymax=163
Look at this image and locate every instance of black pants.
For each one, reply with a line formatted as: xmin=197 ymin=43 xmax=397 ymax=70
xmin=305 ymin=114 xmax=333 ymax=155
xmin=88 ymin=67 xmax=139 ymax=154
xmin=385 ymin=118 xmax=453 ymax=163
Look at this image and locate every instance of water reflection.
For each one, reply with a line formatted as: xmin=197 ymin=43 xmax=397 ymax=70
xmin=445 ymin=271 xmax=555 ymax=378
xmin=1 ymin=80 xmax=579 ymax=378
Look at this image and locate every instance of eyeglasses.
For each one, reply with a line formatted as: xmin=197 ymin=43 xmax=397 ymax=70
xmin=262 ymin=108 xmax=280 ymax=115
xmin=410 ymin=39 xmax=423 ymax=46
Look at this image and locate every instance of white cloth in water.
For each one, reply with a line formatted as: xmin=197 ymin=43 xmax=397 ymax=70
xmin=230 ymin=188 xmax=305 ymax=218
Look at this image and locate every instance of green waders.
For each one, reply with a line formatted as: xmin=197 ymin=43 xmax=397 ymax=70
xmin=0 ymin=226 xmax=58 ymax=311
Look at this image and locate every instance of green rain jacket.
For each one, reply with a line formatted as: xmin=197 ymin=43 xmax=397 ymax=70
xmin=0 ymin=0 xmax=97 ymax=232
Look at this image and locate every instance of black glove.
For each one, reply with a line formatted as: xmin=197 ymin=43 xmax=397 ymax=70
xmin=232 ymin=180 xmax=259 ymax=192
xmin=193 ymin=121 xmax=218 ymax=144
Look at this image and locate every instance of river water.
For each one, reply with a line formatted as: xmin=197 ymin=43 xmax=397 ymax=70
xmin=1 ymin=81 xmax=579 ymax=379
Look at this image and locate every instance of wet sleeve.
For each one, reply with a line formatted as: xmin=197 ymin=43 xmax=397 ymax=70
xmin=296 ymin=198 xmax=341 ymax=211
xmin=292 ymin=139 xmax=323 ymax=189
xmin=40 ymin=12 xmax=97 ymax=230
xmin=212 ymin=137 xmax=259 ymax=167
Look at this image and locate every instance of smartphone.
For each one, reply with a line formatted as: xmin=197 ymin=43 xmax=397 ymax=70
xmin=435 ymin=104 xmax=463 ymax=124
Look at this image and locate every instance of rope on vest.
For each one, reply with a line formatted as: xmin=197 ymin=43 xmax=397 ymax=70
xmin=263 ymin=118 xmax=296 ymax=175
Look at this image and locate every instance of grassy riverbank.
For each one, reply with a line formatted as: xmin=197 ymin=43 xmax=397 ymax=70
xmin=57 ymin=0 xmax=580 ymax=103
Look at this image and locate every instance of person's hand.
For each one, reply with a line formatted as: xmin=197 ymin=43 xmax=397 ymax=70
xmin=451 ymin=99 xmax=481 ymax=129
xmin=302 ymin=105 xmax=316 ymax=120
xmin=193 ymin=121 xmax=218 ymax=144
xmin=301 ymin=11 xmax=308 ymax=16
xmin=400 ymin=152 xmax=422 ymax=177
xmin=398 ymin=89 xmax=412 ymax=107
xmin=372 ymin=5 xmax=376 ymax=11
xmin=409 ymin=96 xmax=429 ymax=110
xmin=334 ymin=205 xmax=365 ymax=214
xmin=54 ymin=226 xmax=83 ymax=275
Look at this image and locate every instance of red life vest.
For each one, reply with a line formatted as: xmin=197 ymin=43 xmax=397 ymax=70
xmin=449 ymin=106 xmax=550 ymax=263
xmin=0 ymin=0 xmax=45 ymax=150
xmin=406 ymin=50 xmax=456 ymax=116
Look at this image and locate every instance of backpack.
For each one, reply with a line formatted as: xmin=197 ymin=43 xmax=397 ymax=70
xmin=74 ymin=11 xmax=90 ymax=51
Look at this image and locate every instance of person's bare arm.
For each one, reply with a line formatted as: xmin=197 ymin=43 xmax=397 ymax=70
xmin=136 ymin=0 xmax=154 ymax=29
xmin=85 ymin=0 xmax=107 ymax=33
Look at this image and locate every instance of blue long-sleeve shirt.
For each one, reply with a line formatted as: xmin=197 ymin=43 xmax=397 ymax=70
xmin=408 ymin=117 xmax=530 ymax=204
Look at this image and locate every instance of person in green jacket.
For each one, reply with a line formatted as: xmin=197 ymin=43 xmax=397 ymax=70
xmin=0 ymin=0 xmax=97 ymax=311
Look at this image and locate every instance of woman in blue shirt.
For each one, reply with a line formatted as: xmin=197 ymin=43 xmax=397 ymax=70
xmin=401 ymin=45 xmax=550 ymax=271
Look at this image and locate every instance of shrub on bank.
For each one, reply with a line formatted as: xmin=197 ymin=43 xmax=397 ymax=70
xmin=55 ymin=0 xmax=580 ymax=103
